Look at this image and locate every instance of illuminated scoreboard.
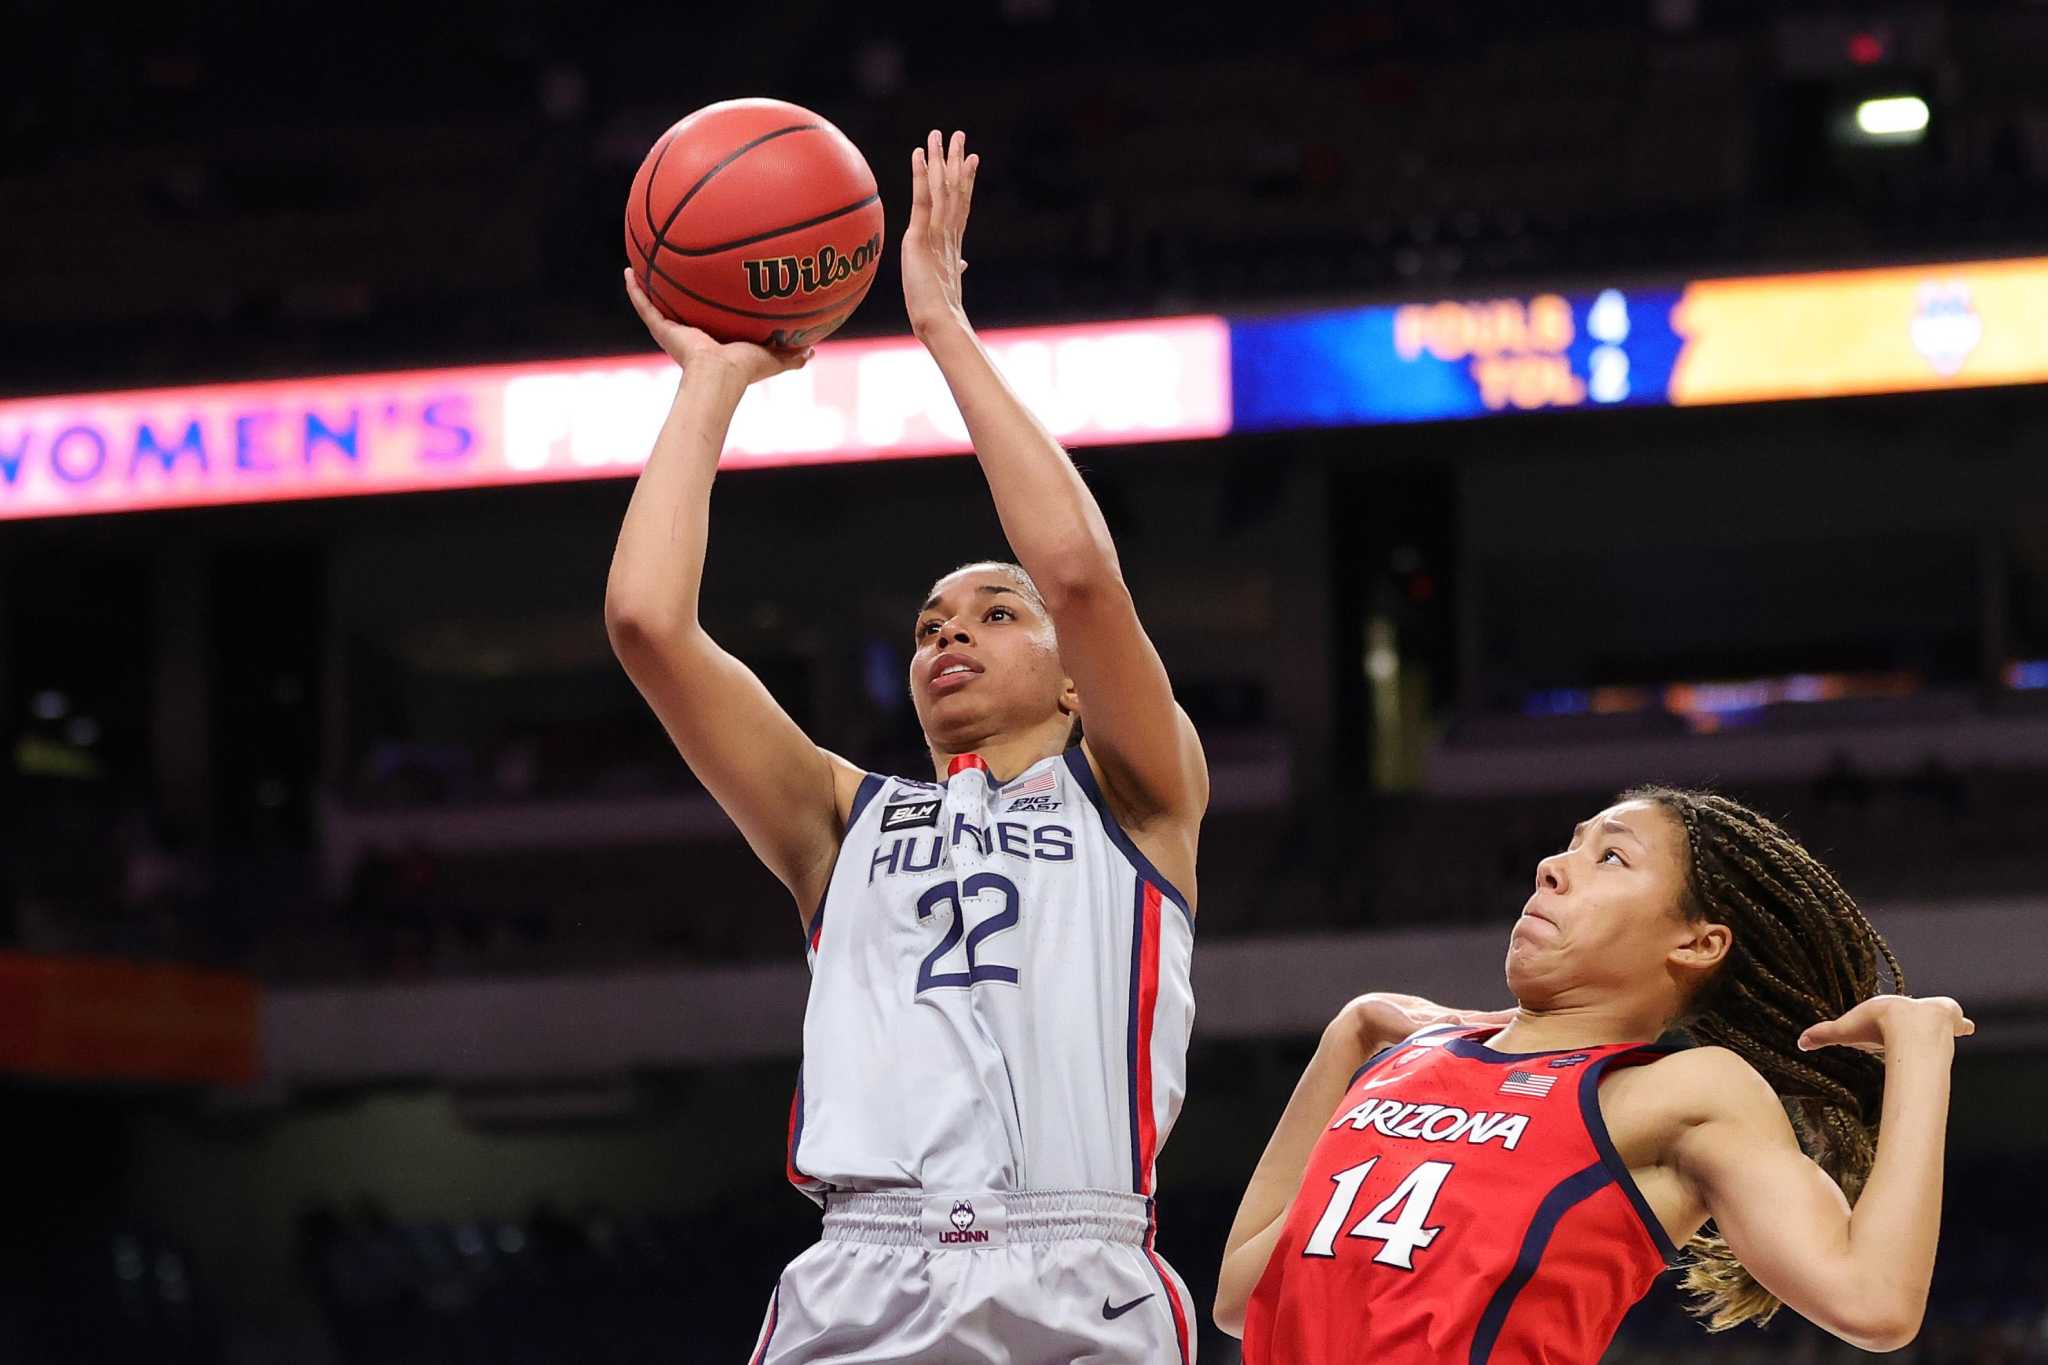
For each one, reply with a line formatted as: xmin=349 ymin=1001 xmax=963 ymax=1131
xmin=1229 ymin=286 xmax=1687 ymax=429
xmin=1231 ymin=255 xmax=2048 ymax=431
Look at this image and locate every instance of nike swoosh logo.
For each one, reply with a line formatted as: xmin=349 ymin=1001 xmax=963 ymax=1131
xmin=1360 ymin=1073 xmax=1409 ymax=1091
xmin=1102 ymin=1293 xmax=1154 ymax=1320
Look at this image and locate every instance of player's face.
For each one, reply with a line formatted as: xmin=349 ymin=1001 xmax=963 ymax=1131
xmin=1505 ymin=800 xmax=1698 ymax=1006
xmin=909 ymin=568 xmax=1075 ymax=750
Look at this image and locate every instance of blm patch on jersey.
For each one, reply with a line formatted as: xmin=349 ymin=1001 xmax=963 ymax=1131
xmin=880 ymin=799 xmax=941 ymax=831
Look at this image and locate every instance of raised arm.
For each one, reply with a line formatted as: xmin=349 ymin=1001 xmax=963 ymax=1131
xmin=901 ymin=130 xmax=1206 ymax=828
xmin=1673 ymin=996 xmax=1972 ymax=1352
xmin=605 ymin=271 xmax=867 ymax=920
xmin=1215 ymin=994 xmax=1516 ymax=1336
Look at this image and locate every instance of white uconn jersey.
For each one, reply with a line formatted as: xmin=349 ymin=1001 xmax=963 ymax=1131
xmin=787 ymin=747 xmax=1195 ymax=1201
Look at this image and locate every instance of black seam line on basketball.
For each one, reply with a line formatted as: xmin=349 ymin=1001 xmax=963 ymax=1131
xmin=655 ymin=193 xmax=881 ymax=257
xmin=635 ymin=128 xmax=682 ymax=295
xmin=631 ymin=245 xmax=864 ymax=321
xmin=640 ymin=126 xmax=680 ymax=243
xmin=650 ymin=122 xmax=823 ymax=252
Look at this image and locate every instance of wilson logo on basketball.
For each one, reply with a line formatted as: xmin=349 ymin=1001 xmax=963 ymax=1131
xmin=742 ymin=234 xmax=882 ymax=301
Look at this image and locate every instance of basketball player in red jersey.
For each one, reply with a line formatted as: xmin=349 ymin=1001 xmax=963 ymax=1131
xmin=1217 ymin=786 xmax=1972 ymax=1361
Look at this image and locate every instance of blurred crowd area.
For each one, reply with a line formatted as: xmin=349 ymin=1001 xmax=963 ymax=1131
xmin=9 ymin=1156 xmax=2043 ymax=1364
xmin=3 ymin=736 xmax=2042 ymax=978
xmin=10 ymin=0 xmax=2048 ymax=393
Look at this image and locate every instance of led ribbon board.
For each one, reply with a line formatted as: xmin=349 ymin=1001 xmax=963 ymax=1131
xmin=0 ymin=317 xmax=1232 ymax=520
xmin=7 ymin=255 xmax=2048 ymax=520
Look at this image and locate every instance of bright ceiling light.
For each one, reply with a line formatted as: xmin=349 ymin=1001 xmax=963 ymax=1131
xmin=1855 ymin=95 xmax=1929 ymax=137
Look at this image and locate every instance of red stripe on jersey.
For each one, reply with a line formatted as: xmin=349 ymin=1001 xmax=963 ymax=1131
xmin=1134 ymin=880 xmax=1164 ymax=1195
xmin=946 ymin=753 xmax=989 ymax=777
xmin=784 ymin=1081 xmax=809 ymax=1188
xmin=749 ymin=1286 xmax=780 ymax=1364
xmin=1146 ymin=1244 xmax=1193 ymax=1364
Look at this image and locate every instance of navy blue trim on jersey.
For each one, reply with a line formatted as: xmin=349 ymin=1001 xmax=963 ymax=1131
xmin=1579 ymin=1048 xmax=1684 ymax=1266
xmin=802 ymin=772 xmax=887 ymax=954
xmin=1467 ymin=1160 xmax=1614 ymax=1364
xmin=1346 ymin=1024 xmax=1464 ymax=1089
xmin=1348 ymin=1046 xmax=1396 ymax=1088
xmin=1062 ymin=747 xmax=1194 ymax=922
xmin=847 ymin=771 xmax=886 ymax=826
xmin=1343 ymin=1023 xmax=1458 ymax=1088
xmin=1126 ymin=878 xmax=1147 ymax=1194
xmin=1442 ymin=1031 xmax=1653 ymax=1064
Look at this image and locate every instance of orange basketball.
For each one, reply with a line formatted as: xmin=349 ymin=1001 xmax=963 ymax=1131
xmin=625 ymin=99 xmax=885 ymax=350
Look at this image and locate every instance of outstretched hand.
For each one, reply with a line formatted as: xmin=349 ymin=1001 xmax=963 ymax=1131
xmin=902 ymin=129 xmax=977 ymax=336
xmin=623 ymin=268 xmax=812 ymax=386
xmin=1798 ymin=994 xmax=1974 ymax=1054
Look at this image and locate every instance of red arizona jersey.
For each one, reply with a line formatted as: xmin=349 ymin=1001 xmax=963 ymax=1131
xmin=1244 ymin=1027 xmax=1680 ymax=1365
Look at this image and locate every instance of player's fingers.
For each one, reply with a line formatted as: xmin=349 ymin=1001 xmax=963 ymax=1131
xmin=623 ymin=271 xmax=665 ymax=328
xmin=949 ymin=135 xmax=970 ymax=224
xmin=908 ymin=147 xmax=930 ymax=215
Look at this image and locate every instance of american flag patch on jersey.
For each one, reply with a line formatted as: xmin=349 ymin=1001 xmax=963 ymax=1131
xmin=1004 ymin=770 xmax=1058 ymax=799
xmin=1498 ymin=1070 xmax=1557 ymax=1098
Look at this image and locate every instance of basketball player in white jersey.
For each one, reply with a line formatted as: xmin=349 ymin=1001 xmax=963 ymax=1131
xmin=609 ymin=130 xmax=1207 ymax=1362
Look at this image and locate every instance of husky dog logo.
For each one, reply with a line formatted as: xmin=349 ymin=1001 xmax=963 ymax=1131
xmin=938 ymin=1199 xmax=990 ymax=1245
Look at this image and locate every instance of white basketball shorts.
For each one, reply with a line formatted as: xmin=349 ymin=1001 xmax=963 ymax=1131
xmin=747 ymin=1189 xmax=1196 ymax=1364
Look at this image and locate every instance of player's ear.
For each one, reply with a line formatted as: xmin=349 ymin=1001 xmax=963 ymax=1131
xmin=1669 ymin=920 xmax=1731 ymax=974
xmin=1059 ymin=681 xmax=1084 ymax=749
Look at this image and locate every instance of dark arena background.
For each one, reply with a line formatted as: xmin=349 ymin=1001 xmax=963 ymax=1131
xmin=6 ymin=1 xmax=2048 ymax=1360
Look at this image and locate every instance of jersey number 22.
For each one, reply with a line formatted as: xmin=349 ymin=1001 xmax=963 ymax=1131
xmin=916 ymin=872 xmax=1022 ymax=991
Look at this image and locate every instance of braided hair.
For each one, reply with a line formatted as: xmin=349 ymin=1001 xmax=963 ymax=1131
xmin=1620 ymin=784 xmax=1904 ymax=1331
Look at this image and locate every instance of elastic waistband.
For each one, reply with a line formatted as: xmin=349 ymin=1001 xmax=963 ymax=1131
xmin=820 ymin=1189 xmax=1150 ymax=1250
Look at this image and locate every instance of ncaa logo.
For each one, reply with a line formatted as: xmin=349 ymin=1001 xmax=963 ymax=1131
xmin=881 ymin=799 xmax=941 ymax=831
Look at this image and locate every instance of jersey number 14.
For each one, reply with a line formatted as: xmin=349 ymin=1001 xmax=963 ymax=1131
xmin=1303 ymin=1158 xmax=1454 ymax=1270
